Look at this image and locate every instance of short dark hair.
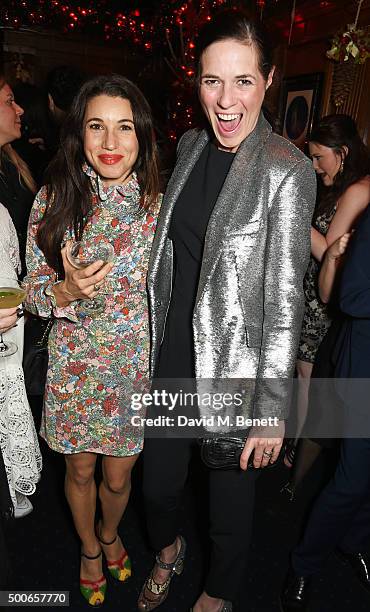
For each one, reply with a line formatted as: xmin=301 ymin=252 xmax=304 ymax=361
xmin=310 ymin=114 xmax=370 ymax=214
xmin=196 ymin=9 xmax=274 ymax=82
xmin=37 ymin=74 xmax=160 ymax=273
xmin=46 ymin=65 xmax=85 ymax=112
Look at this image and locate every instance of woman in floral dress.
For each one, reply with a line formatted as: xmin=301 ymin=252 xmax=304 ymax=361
xmin=24 ymin=75 xmax=160 ymax=607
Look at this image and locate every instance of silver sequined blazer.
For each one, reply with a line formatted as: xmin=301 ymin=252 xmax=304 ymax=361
xmin=147 ymin=113 xmax=316 ymax=421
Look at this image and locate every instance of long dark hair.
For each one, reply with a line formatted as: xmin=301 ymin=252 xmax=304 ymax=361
xmin=196 ymin=10 xmax=274 ymax=82
xmin=310 ymin=114 xmax=370 ymax=216
xmin=37 ymin=74 xmax=160 ymax=272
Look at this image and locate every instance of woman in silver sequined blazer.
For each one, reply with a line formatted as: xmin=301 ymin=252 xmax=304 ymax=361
xmin=138 ymin=10 xmax=316 ymax=612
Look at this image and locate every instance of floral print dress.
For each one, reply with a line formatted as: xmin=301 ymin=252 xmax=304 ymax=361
xmin=297 ymin=204 xmax=337 ymax=363
xmin=24 ymin=167 xmax=158 ymax=456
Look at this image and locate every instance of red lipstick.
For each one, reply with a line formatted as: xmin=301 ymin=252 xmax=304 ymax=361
xmin=98 ymin=155 xmax=123 ymax=165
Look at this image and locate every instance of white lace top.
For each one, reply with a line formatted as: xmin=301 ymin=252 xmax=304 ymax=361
xmin=0 ymin=203 xmax=42 ymax=507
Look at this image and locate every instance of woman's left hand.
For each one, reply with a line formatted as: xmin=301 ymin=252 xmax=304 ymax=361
xmin=327 ymin=232 xmax=352 ymax=261
xmin=240 ymin=420 xmax=285 ymax=470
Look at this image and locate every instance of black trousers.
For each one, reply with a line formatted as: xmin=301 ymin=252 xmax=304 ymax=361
xmin=292 ymin=437 xmax=370 ymax=576
xmin=143 ymin=437 xmax=259 ymax=601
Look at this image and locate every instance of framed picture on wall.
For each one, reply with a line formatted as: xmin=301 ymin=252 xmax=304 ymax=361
xmin=279 ymin=72 xmax=324 ymax=151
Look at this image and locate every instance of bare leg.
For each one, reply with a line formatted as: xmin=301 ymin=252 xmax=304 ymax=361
xmin=290 ymin=438 xmax=323 ymax=491
xmin=193 ymin=592 xmax=225 ymax=611
xmin=284 ymin=360 xmax=313 ymax=469
xmin=294 ymin=359 xmax=314 ymax=442
xmin=64 ymin=453 xmax=100 ymax=581
xmin=151 ymin=537 xmax=180 ymax=584
xmin=98 ymin=454 xmax=139 ymax=562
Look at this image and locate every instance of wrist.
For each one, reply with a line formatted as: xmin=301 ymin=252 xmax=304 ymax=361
xmin=49 ymin=281 xmax=75 ymax=308
xmin=327 ymin=252 xmax=339 ymax=261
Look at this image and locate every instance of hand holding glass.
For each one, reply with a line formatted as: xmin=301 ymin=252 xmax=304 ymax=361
xmin=66 ymin=241 xmax=114 ymax=315
xmin=0 ymin=278 xmax=26 ymax=357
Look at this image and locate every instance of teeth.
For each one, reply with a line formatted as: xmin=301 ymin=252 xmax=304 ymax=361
xmin=217 ymin=113 xmax=241 ymax=121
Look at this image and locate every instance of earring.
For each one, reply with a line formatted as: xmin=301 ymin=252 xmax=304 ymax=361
xmin=339 ymin=159 xmax=344 ymax=174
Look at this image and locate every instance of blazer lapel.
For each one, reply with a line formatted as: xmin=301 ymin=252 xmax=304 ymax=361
xmin=148 ymin=129 xmax=209 ymax=286
xmin=195 ymin=113 xmax=271 ymax=308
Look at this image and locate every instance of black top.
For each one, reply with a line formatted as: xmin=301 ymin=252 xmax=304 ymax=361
xmin=156 ymin=141 xmax=235 ymax=378
xmin=0 ymin=153 xmax=35 ymax=278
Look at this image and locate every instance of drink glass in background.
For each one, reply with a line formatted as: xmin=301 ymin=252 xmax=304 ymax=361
xmin=66 ymin=240 xmax=115 ymax=316
xmin=0 ymin=277 xmax=26 ymax=357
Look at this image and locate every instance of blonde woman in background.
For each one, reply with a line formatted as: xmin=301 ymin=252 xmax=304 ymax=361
xmin=0 ymin=74 xmax=37 ymax=278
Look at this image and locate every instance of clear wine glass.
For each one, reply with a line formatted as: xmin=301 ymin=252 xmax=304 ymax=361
xmin=66 ymin=240 xmax=115 ymax=316
xmin=0 ymin=277 xmax=26 ymax=357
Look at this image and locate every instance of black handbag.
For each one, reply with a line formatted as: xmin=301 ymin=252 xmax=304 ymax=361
xmin=199 ymin=436 xmax=280 ymax=470
xmin=23 ymin=314 xmax=54 ymax=396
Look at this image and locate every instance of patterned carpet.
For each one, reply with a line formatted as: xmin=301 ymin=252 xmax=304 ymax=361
xmin=4 ymin=402 xmax=370 ymax=612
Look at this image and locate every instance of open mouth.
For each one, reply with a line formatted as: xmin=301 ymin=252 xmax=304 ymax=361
xmin=216 ymin=113 xmax=242 ymax=134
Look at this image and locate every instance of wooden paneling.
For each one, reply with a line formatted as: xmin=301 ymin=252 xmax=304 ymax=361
xmin=269 ymin=0 xmax=370 ymax=143
xmin=1 ymin=27 xmax=141 ymax=85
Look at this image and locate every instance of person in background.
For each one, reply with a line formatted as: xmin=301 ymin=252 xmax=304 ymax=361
xmin=0 ymin=75 xmax=37 ymax=278
xmin=24 ymin=74 xmax=160 ymax=607
xmin=0 ymin=203 xmax=42 ymax=521
xmin=46 ymin=65 xmax=85 ymax=154
xmin=281 ymin=201 xmax=370 ymax=611
xmin=283 ymin=115 xmax=370 ymax=479
xmin=12 ymin=81 xmax=54 ymax=188
xmin=138 ymin=10 xmax=315 ymax=612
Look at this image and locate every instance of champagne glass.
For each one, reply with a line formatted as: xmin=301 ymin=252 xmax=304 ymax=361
xmin=0 ymin=277 xmax=26 ymax=357
xmin=66 ymin=240 xmax=114 ymax=316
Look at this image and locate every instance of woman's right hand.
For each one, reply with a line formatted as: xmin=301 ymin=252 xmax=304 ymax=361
xmin=0 ymin=307 xmax=18 ymax=333
xmin=52 ymin=243 xmax=113 ymax=307
xmin=327 ymin=232 xmax=352 ymax=261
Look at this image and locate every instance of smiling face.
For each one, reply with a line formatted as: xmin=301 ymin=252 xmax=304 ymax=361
xmin=309 ymin=142 xmax=343 ymax=186
xmin=83 ymin=94 xmax=139 ymax=186
xmin=199 ymin=39 xmax=274 ymax=152
xmin=0 ymin=82 xmax=23 ymax=147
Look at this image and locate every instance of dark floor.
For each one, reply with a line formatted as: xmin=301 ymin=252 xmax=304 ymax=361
xmin=4 ymin=403 xmax=370 ymax=612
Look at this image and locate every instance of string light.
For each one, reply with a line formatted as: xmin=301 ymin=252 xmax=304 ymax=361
xmin=0 ymin=0 xmax=282 ymax=139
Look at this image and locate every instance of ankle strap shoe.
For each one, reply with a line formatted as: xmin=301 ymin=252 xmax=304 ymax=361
xmin=138 ymin=535 xmax=186 ymax=611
